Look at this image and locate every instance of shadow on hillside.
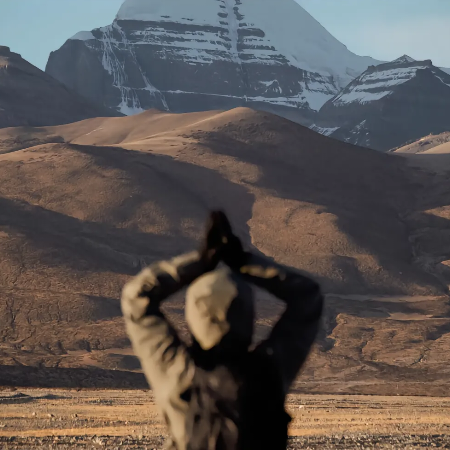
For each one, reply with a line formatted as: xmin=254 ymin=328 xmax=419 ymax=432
xmin=71 ymin=143 xmax=256 ymax=243
xmin=0 ymin=144 xmax=256 ymax=276
xmin=192 ymin=122 xmax=450 ymax=295
xmin=0 ymin=365 xmax=147 ymax=389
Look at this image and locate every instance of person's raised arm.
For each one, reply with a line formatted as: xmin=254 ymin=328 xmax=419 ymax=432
xmin=219 ymin=219 xmax=323 ymax=392
xmin=121 ymin=212 xmax=230 ymax=396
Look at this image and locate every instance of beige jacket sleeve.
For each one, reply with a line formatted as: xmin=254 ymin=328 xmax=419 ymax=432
xmin=121 ymin=251 xmax=209 ymax=400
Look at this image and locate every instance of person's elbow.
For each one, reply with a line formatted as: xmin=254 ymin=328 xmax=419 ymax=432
xmin=121 ymin=268 xmax=155 ymax=322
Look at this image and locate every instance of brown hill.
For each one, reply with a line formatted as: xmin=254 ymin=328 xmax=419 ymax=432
xmin=1 ymin=108 xmax=449 ymax=395
xmin=0 ymin=46 xmax=120 ymax=129
xmin=394 ymin=131 xmax=450 ymax=154
xmin=395 ymin=138 xmax=450 ymax=174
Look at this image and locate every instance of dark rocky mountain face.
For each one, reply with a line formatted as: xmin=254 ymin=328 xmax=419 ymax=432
xmin=45 ymin=0 xmax=379 ymax=125
xmin=0 ymin=46 xmax=120 ymax=130
xmin=312 ymin=56 xmax=450 ymax=151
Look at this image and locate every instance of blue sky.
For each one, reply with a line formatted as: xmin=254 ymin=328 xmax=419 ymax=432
xmin=297 ymin=0 xmax=450 ymax=67
xmin=0 ymin=0 xmax=449 ymax=70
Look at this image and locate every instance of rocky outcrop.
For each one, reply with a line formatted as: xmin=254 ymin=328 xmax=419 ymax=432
xmin=0 ymin=46 xmax=120 ymax=129
xmin=45 ymin=0 xmax=380 ymax=124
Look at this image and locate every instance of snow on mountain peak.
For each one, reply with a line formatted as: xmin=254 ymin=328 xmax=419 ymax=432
xmin=393 ymin=55 xmax=416 ymax=64
xmin=115 ymin=0 xmax=380 ymax=88
xmin=47 ymin=0 xmax=384 ymax=118
xmin=321 ymin=55 xmax=450 ymax=128
xmin=332 ymin=62 xmax=431 ymax=106
xmin=70 ymin=31 xmax=96 ymax=41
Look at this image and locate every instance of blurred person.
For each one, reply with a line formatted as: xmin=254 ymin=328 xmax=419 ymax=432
xmin=121 ymin=211 xmax=323 ymax=450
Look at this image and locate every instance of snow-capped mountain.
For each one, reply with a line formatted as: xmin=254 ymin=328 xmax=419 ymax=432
xmin=312 ymin=56 xmax=450 ymax=151
xmin=45 ymin=0 xmax=380 ymax=123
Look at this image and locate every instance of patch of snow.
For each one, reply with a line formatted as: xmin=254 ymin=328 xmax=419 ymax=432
xmin=223 ymin=0 xmax=240 ymax=65
xmin=248 ymin=95 xmax=299 ymax=107
xmin=165 ymin=89 xmax=240 ymax=99
xmin=88 ymin=22 xmax=168 ymax=114
xmin=163 ymin=89 xmax=329 ymax=111
xmin=393 ymin=55 xmax=415 ymax=64
xmin=333 ymin=65 xmax=429 ymax=105
xmin=258 ymin=80 xmax=283 ymax=95
xmin=131 ymin=29 xmax=227 ymax=51
xmin=364 ymin=66 xmax=428 ymax=86
xmin=350 ymin=120 xmax=367 ymax=134
xmin=128 ymin=26 xmax=235 ymax=65
xmin=259 ymin=80 xmax=277 ymax=87
xmin=237 ymin=0 xmax=381 ymax=87
xmin=341 ymin=120 xmax=368 ymax=142
xmin=298 ymin=77 xmax=338 ymax=110
xmin=334 ymin=90 xmax=392 ymax=105
xmin=115 ymin=23 xmax=169 ymax=110
xmin=309 ymin=125 xmax=340 ymax=136
xmin=119 ymin=101 xmax=146 ymax=116
xmin=70 ymin=31 xmax=95 ymax=41
xmin=304 ymin=90 xmax=336 ymax=111
xmin=435 ymin=75 xmax=450 ymax=88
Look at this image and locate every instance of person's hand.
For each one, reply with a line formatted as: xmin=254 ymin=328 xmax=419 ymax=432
xmin=199 ymin=210 xmax=231 ymax=271
xmin=221 ymin=228 xmax=247 ymax=271
xmin=199 ymin=210 xmax=248 ymax=272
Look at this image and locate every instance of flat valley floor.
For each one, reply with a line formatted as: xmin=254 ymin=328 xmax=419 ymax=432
xmin=0 ymin=390 xmax=449 ymax=449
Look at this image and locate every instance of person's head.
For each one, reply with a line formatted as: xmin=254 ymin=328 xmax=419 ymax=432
xmin=186 ymin=267 xmax=254 ymax=358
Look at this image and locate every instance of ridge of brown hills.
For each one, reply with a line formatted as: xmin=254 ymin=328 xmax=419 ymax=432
xmin=1 ymin=107 xmax=450 ymax=395
xmin=393 ymin=131 xmax=450 ymax=154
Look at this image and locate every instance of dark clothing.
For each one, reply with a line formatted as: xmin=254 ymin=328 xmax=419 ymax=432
xmin=121 ymin=251 xmax=323 ymax=450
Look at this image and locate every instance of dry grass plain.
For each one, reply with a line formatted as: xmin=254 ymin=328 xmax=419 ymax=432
xmin=1 ymin=389 xmax=450 ymax=449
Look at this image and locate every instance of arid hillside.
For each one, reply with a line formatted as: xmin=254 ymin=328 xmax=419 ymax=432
xmin=0 ymin=45 xmax=119 ymax=129
xmin=394 ymin=131 xmax=450 ymax=154
xmin=1 ymin=108 xmax=449 ymax=395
